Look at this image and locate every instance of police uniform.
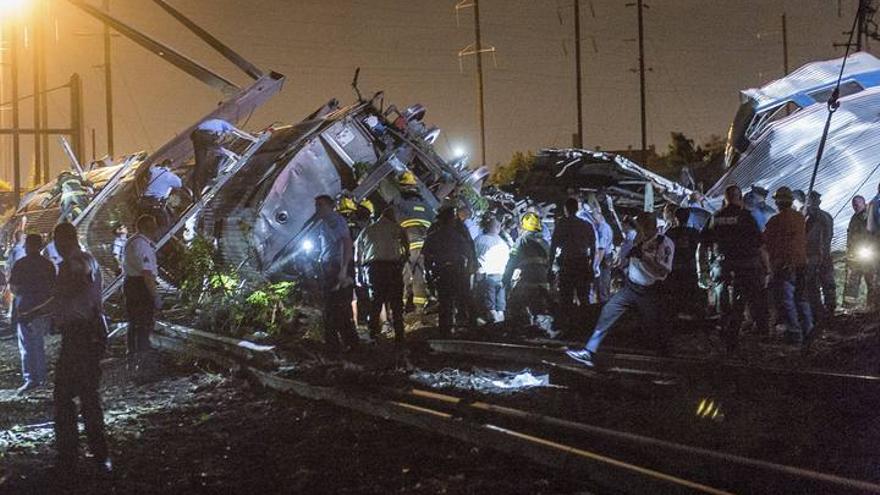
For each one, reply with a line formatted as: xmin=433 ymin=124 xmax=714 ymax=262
xmin=123 ymin=233 xmax=158 ymax=357
xmin=702 ymin=203 xmax=769 ymax=349
xmin=51 ymin=246 xmax=108 ymax=467
xmin=140 ymin=165 xmax=183 ymax=231
xmin=550 ymin=215 xmax=596 ymax=334
xmin=190 ymin=119 xmax=233 ymax=201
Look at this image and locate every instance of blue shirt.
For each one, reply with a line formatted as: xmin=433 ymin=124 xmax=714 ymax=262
xmin=144 ymin=166 xmax=183 ymax=200
xmin=196 ymin=119 xmax=235 ymax=134
xmin=10 ymin=254 xmax=56 ymax=312
xmin=318 ymin=211 xmax=351 ymax=266
xmin=595 ymin=219 xmax=613 ymax=252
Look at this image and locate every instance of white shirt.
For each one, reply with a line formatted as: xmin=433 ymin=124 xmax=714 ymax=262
xmin=474 ymin=233 xmax=510 ymax=276
xmin=144 ymin=166 xmax=183 ymax=200
xmin=627 ymin=235 xmax=674 ymax=287
xmin=123 ymin=234 xmax=157 ymax=277
xmin=196 ymin=119 xmax=235 ymax=134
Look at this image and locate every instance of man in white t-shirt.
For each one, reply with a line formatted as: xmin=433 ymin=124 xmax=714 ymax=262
xmin=123 ymin=215 xmax=160 ymax=372
xmin=567 ymin=213 xmax=674 ymax=367
xmin=190 ymin=118 xmax=241 ymax=201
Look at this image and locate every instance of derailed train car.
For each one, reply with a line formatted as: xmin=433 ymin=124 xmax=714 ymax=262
xmin=709 ymin=52 xmax=880 ymax=248
xmin=201 ymin=96 xmax=484 ymax=282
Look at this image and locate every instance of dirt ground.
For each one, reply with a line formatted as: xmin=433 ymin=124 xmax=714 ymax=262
xmin=0 ymin=333 xmax=584 ymax=495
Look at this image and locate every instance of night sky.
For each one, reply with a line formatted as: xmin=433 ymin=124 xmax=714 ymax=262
xmin=0 ymin=0 xmax=867 ymax=182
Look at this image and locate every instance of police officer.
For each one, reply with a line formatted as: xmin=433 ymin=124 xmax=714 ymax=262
xmin=503 ymin=212 xmax=553 ymax=332
xmin=315 ymin=195 xmax=359 ymax=351
xmin=422 ymin=204 xmax=476 ymax=334
xmin=550 ymin=198 xmax=596 ymax=335
xmin=139 ymin=159 xmax=183 ymax=232
xmin=23 ymin=222 xmax=109 ymax=472
xmin=123 ymin=215 xmax=161 ymax=375
xmin=567 ymin=213 xmax=674 ymax=367
xmin=355 ymin=207 xmax=409 ymax=343
xmin=701 ymin=185 xmax=770 ymax=351
xmin=190 ymin=118 xmax=241 ymax=201
xmin=395 ymin=171 xmax=434 ymax=311
xmin=845 ymin=195 xmax=876 ymax=309
xmin=804 ymin=191 xmax=836 ymax=321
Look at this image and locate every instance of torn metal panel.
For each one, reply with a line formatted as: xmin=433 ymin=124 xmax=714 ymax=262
xmin=518 ymin=148 xmax=692 ymax=211
xmin=711 ymin=52 xmax=880 ymax=248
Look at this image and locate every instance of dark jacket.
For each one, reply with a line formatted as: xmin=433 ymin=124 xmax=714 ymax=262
xmin=702 ymin=204 xmax=763 ymax=270
xmin=422 ymin=218 xmax=476 ymax=274
xmin=550 ymin=216 xmax=596 ymax=270
xmin=848 ymin=209 xmax=871 ymax=255
xmin=805 ymin=206 xmax=834 ymax=264
xmin=503 ymin=232 xmax=550 ymax=288
xmin=764 ymin=208 xmax=807 ymax=270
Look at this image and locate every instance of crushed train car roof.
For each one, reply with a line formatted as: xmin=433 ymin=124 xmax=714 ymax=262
xmin=711 ymin=52 xmax=880 ymax=248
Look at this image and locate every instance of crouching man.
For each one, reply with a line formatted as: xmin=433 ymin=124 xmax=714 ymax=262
xmin=566 ymin=213 xmax=674 ymax=367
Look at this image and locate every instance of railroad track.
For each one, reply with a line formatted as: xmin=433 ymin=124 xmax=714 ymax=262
xmin=425 ymin=339 xmax=880 ymax=402
xmin=147 ymin=322 xmax=880 ymax=494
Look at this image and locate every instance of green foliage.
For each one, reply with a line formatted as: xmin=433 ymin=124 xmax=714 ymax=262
xmin=489 ymin=151 xmax=536 ymax=187
xmin=352 ymin=161 xmax=372 ymax=181
xmin=179 ymin=238 xmax=300 ymax=338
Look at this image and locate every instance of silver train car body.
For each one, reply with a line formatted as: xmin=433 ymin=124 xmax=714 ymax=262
xmin=709 ymin=52 xmax=880 ymax=248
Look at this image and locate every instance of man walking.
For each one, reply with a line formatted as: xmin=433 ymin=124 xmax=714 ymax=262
xmin=355 ymin=207 xmax=409 ymax=343
xmin=474 ymin=217 xmax=510 ymax=323
xmin=566 ymin=213 xmax=674 ymax=367
xmin=9 ymin=234 xmax=55 ymax=394
xmin=23 ymin=223 xmax=109 ymax=472
xmin=315 ymin=195 xmax=358 ymax=351
xmin=700 ymin=185 xmax=770 ymax=351
xmin=765 ymin=187 xmax=813 ymax=344
xmin=123 ymin=215 xmax=161 ymax=375
xmin=550 ymin=198 xmax=596 ymax=334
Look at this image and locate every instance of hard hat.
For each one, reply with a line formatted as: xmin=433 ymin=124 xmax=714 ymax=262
xmin=360 ymin=198 xmax=375 ymax=216
xmin=773 ymin=186 xmax=794 ymax=203
xmin=399 ymin=171 xmax=417 ymax=186
xmin=521 ymin=212 xmax=542 ymax=233
xmin=337 ymin=197 xmax=357 ymax=214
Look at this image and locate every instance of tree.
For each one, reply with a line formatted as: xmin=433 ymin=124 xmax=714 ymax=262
xmin=489 ymin=151 xmax=536 ymax=187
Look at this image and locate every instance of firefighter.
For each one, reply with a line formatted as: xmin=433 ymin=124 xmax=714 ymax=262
xmin=503 ymin=212 xmax=553 ymax=333
xmin=422 ymin=204 xmax=476 ymax=334
xmin=395 ymin=171 xmax=434 ymax=311
xmin=53 ymin=171 xmax=92 ymax=222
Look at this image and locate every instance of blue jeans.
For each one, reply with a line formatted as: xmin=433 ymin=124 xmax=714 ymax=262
xmin=476 ymin=274 xmax=505 ymax=314
xmin=18 ymin=316 xmax=49 ymax=384
xmin=773 ymin=267 xmax=813 ymax=341
xmin=585 ymin=280 xmax=659 ymax=354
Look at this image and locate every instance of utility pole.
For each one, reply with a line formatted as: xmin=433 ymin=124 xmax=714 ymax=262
xmin=782 ymin=13 xmax=789 ymax=75
xmin=573 ymin=0 xmax=584 ymax=148
xmin=636 ymin=0 xmax=647 ymax=163
xmin=32 ymin=0 xmax=43 ymax=185
xmin=473 ymin=0 xmax=486 ymax=166
xmin=103 ymin=0 xmax=114 ymax=158
xmin=39 ymin=0 xmax=48 ymax=180
xmin=10 ymin=23 xmax=21 ymax=204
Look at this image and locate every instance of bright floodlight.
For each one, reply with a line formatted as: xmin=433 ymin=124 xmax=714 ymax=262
xmin=0 ymin=0 xmax=29 ymax=16
xmin=452 ymin=146 xmax=466 ymax=159
xmin=857 ymin=244 xmax=874 ymax=262
xmin=301 ymin=239 xmax=314 ymax=253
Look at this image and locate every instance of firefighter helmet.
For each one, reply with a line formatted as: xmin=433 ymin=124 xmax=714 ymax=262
xmin=520 ymin=212 xmax=542 ymax=233
xmin=399 ymin=171 xmax=418 ymax=186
